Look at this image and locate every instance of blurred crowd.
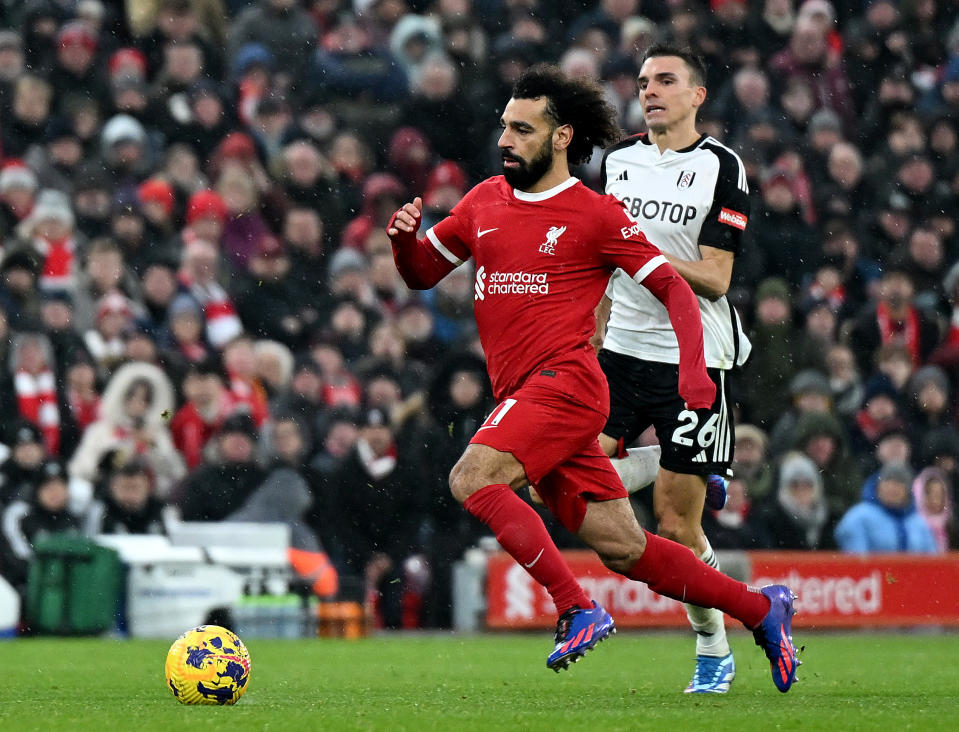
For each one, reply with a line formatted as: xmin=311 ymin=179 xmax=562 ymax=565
xmin=1 ymin=0 xmax=958 ymax=630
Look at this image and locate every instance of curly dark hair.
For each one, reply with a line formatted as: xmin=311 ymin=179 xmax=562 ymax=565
xmin=511 ymin=64 xmax=621 ymax=166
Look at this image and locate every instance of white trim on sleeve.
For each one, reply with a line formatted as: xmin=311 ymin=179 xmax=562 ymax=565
xmin=631 ymin=254 xmax=668 ymax=284
xmin=426 ymin=227 xmax=464 ymax=265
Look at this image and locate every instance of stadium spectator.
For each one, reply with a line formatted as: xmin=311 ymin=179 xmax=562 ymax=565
xmin=848 ymin=265 xmax=941 ymax=377
xmin=752 ymin=452 xmax=838 ymax=551
xmin=10 ymin=331 xmax=61 ymax=455
xmin=0 ymin=161 xmax=40 ymax=241
xmin=234 ymin=236 xmax=307 ymax=348
xmin=769 ymin=16 xmax=855 ymax=133
xmin=835 ymin=462 xmax=937 ymax=553
xmin=0 ymin=459 xmax=79 ymax=594
xmin=25 ymin=116 xmax=86 ymax=195
xmin=730 ymin=423 xmax=771 ymax=492
xmin=321 ymin=405 xmax=426 ymax=629
xmin=169 ymin=356 xmax=236 ymax=469
xmin=308 ymin=407 xmax=359 ymax=479
xmin=48 ymin=20 xmax=106 ymax=119
xmin=72 ymin=237 xmax=140 ymax=331
xmin=58 ymin=355 xmax=100 ymax=460
xmin=223 ymin=419 xmax=320 ymax=552
xmin=912 ymin=466 xmax=956 ymax=552
xmin=83 ymin=457 xmax=174 ymax=536
xmin=2 ymin=75 xmax=54 ymax=158
xmin=137 ymin=258 xmax=180 ymax=339
xmin=253 ymin=338 xmax=294 ymax=403
xmin=14 ymin=188 xmax=82 ymax=294
xmin=700 ymin=476 xmax=766 ymax=550
xmin=177 ymin=239 xmax=243 ymax=349
xmin=68 ymin=361 xmax=185 ymax=500
xmin=222 ymin=334 xmax=270 ymax=425
xmin=0 ymin=420 xmax=48 ymax=507
xmin=227 ymin=0 xmax=316 ymax=90
xmin=907 ymin=365 xmax=955 ymax=449
xmin=768 ymin=369 xmax=834 ymax=457
xmin=175 ymin=412 xmax=265 ymax=521
xmin=39 ymin=290 xmax=89 ymax=383
xmin=740 ymin=277 xmax=802 ymax=428
xmin=779 ymin=411 xmax=862 ymax=515
xmin=83 ymin=291 xmax=136 ymax=377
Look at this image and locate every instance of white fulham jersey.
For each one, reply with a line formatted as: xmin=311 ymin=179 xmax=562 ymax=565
xmin=601 ymin=133 xmax=752 ymax=370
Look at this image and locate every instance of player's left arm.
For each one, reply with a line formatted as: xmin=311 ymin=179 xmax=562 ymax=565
xmin=669 ymin=145 xmax=750 ymax=301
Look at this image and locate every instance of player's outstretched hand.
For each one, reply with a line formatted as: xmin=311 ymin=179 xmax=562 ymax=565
xmin=387 ymin=197 xmax=423 ymax=237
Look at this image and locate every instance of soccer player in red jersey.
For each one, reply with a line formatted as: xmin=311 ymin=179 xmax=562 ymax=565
xmin=387 ymin=65 xmax=799 ymax=690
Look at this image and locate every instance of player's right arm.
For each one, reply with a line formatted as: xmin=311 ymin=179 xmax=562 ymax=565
xmin=662 ymin=245 xmax=734 ymax=301
xmin=599 ymin=203 xmax=715 ymax=410
xmin=387 ymin=196 xmax=472 ymax=290
xmin=667 ymin=145 xmax=750 ymax=300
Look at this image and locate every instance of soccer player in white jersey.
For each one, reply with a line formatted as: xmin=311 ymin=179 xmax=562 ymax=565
xmin=595 ymin=46 xmax=752 ymax=694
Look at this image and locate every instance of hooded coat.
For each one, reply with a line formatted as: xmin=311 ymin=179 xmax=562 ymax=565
xmin=752 ymin=452 xmax=837 ymax=550
xmin=67 ymin=362 xmax=185 ymax=498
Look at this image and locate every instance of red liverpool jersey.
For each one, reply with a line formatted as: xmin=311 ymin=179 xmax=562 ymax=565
xmin=391 ymin=176 xmax=713 ymax=410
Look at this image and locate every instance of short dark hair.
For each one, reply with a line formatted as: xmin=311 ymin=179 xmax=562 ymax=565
xmin=511 ymin=64 xmax=621 ymax=165
xmin=642 ymin=45 xmax=707 ymax=87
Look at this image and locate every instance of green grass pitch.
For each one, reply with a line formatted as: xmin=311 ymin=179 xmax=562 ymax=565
xmin=1 ymin=632 xmax=957 ymax=730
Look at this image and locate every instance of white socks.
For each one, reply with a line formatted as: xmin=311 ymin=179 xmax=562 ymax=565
xmin=612 ymin=447 xmax=730 ymax=657
xmin=686 ymin=540 xmax=731 ymax=657
xmin=610 ymin=445 xmax=662 ymax=493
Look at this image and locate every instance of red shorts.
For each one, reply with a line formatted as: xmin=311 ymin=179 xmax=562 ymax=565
xmin=469 ymin=381 xmax=627 ymax=533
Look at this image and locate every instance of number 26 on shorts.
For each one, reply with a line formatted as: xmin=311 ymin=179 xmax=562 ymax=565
xmin=671 ymin=410 xmax=720 ymax=448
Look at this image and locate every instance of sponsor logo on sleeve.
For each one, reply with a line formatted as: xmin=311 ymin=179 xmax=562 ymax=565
xmin=718 ymin=207 xmax=747 ymax=230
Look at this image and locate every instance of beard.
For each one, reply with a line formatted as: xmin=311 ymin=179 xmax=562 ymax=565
xmin=502 ymin=138 xmax=553 ymax=190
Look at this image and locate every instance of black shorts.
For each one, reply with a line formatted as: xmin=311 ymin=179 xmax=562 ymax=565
xmin=598 ymin=348 xmax=734 ymax=477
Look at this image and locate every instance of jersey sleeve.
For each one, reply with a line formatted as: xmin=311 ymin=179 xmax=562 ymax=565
xmin=389 ymin=194 xmax=474 ymax=290
xmin=598 ymin=200 xmax=715 ymax=409
xmin=698 ymin=145 xmax=750 ymax=254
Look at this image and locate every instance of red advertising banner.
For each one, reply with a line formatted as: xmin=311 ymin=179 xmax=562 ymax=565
xmin=485 ymin=550 xmax=959 ymax=629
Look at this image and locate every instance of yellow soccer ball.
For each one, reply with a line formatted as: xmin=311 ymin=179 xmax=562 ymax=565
xmin=165 ymin=625 xmax=252 ymax=705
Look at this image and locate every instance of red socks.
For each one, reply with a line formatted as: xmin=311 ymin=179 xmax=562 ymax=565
xmin=463 ymin=484 xmax=591 ymax=615
xmin=628 ymin=530 xmax=770 ymax=629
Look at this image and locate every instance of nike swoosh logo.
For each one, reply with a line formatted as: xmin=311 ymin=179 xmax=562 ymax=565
xmin=477 ymin=227 xmax=499 ymax=238
xmin=524 ymin=548 xmax=545 ymax=569
xmin=475 ymin=424 xmax=496 ymax=431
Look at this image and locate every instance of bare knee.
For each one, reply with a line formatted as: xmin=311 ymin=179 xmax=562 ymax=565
xmin=594 ymin=531 xmax=647 ymax=574
xmin=448 ymin=460 xmax=480 ymax=504
xmin=448 ymin=448 xmax=525 ymax=504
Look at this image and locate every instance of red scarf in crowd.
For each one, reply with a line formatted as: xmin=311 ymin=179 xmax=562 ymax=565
xmin=876 ymin=301 xmax=920 ymax=366
xmin=15 ymin=369 xmax=60 ymax=455
xmin=228 ymin=370 xmax=269 ymax=426
xmin=34 ymin=235 xmax=76 ymax=291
